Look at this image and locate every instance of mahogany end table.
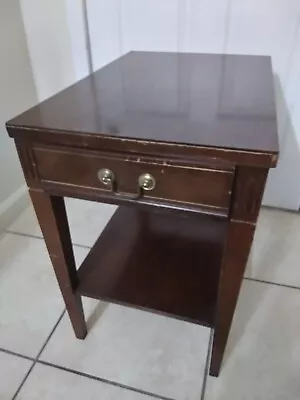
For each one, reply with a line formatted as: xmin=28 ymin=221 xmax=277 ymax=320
xmin=6 ymin=51 xmax=278 ymax=376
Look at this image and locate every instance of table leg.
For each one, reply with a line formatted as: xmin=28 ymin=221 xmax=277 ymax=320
xmin=209 ymin=220 xmax=255 ymax=376
xmin=209 ymin=166 xmax=268 ymax=376
xmin=29 ymin=189 xmax=87 ymax=339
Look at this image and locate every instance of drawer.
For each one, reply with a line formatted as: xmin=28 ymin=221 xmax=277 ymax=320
xmin=33 ymin=147 xmax=234 ymax=211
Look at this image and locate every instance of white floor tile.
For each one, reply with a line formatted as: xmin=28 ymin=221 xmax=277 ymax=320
xmin=8 ymin=198 xmax=117 ymax=247
xmin=205 ymin=280 xmax=300 ymax=400
xmin=246 ymin=208 xmax=300 ymax=287
xmin=16 ymin=363 xmax=153 ymax=400
xmin=0 ymin=352 xmax=32 ymax=399
xmin=0 ymin=234 xmax=88 ymax=357
xmin=40 ymin=299 xmax=210 ymax=400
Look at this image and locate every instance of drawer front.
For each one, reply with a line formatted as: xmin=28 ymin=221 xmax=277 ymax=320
xmin=33 ymin=147 xmax=234 ymax=211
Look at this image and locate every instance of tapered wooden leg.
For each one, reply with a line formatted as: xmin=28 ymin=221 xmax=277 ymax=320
xmin=210 ymin=166 xmax=269 ymax=376
xmin=209 ymin=220 xmax=255 ymax=376
xmin=29 ymin=189 xmax=87 ymax=339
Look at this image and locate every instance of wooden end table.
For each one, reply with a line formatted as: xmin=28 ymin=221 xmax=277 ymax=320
xmin=6 ymin=52 xmax=278 ymax=377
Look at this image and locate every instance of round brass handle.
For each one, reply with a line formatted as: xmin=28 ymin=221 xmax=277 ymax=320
xmin=138 ymin=173 xmax=156 ymax=191
xmin=97 ymin=168 xmax=115 ymax=186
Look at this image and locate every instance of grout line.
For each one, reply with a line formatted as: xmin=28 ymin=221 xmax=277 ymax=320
xmin=262 ymin=204 xmax=300 ymax=215
xmin=73 ymin=243 xmax=92 ymax=250
xmin=11 ymin=361 xmax=36 ymax=400
xmin=5 ymin=230 xmax=43 ymax=241
xmin=0 ymin=348 xmax=34 ymax=362
xmin=35 ymin=360 xmax=173 ymax=400
xmin=5 ymin=308 xmax=170 ymax=400
xmin=36 ymin=310 xmax=66 ymax=359
xmin=244 ymin=277 xmax=300 ymax=291
xmin=4 ymin=230 xmax=92 ymax=250
xmin=11 ymin=310 xmax=66 ymax=400
xmin=200 ymin=329 xmax=214 ymax=400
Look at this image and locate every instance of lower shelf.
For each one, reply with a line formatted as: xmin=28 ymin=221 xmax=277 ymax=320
xmin=77 ymin=206 xmax=228 ymax=327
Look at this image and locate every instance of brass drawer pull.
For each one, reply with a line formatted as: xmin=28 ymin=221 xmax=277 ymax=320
xmin=97 ymin=168 xmax=115 ymax=186
xmin=97 ymin=169 xmax=156 ymax=197
xmin=138 ymin=173 xmax=156 ymax=191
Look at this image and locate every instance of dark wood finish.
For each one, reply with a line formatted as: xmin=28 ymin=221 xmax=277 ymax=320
xmin=10 ymin=128 xmax=277 ymax=167
xmin=210 ymin=166 xmax=269 ymax=376
xmin=232 ymin=166 xmax=270 ymax=222
xmin=77 ymin=206 xmax=227 ymax=326
xmin=33 ymin=145 xmax=234 ymax=213
xmin=40 ymin=182 xmax=230 ymax=219
xmin=6 ymin=51 xmax=279 ymax=378
xmin=210 ymin=220 xmax=256 ymax=376
xmin=29 ymin=189 xmax=87 ymax=339
xmin=7 ymin=52 xmax=278 ymax=155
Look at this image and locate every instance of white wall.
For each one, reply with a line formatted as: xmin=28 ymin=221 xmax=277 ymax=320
xmin=0 ymin=0 xmax=38 ymax=229
xmin=20 ymin=0 xmax=89 ymax=101
xmin=0 ymin=0 xmax=89 ymax=230
xmin=80 ymin=0 xmax=300 ymax=210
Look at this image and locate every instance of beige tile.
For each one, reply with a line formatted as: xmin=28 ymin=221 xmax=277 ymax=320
xmin=205 ymin=280 xmax=300 ymax=400
xmin=41 ymin=299 xmax=210 ymax=400
xmin=0 ymin=233 xmax=88 ymax=357
xmin=8 ymin=197 xmax=117 ymax=247
xmin=17 ymin=363 xmax=155 ymax=400
xmin=0 ymin=352 xmax=32 ymax=399
xmin=7 ymin=201 xmax=40 ymax=237
xmin=245 ymin=208 xmax=300 ymax=287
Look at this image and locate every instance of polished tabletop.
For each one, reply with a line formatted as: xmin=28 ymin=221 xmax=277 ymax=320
xmin=8 ymin=51 xmax=278 ymax=154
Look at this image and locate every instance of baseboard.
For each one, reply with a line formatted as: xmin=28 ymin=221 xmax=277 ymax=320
xmin=0 ymin=185 xmax=29 ymax=233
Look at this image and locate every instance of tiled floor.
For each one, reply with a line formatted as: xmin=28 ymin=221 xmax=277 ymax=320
xmin=1 ymin=198 xmax=300 ymax=399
